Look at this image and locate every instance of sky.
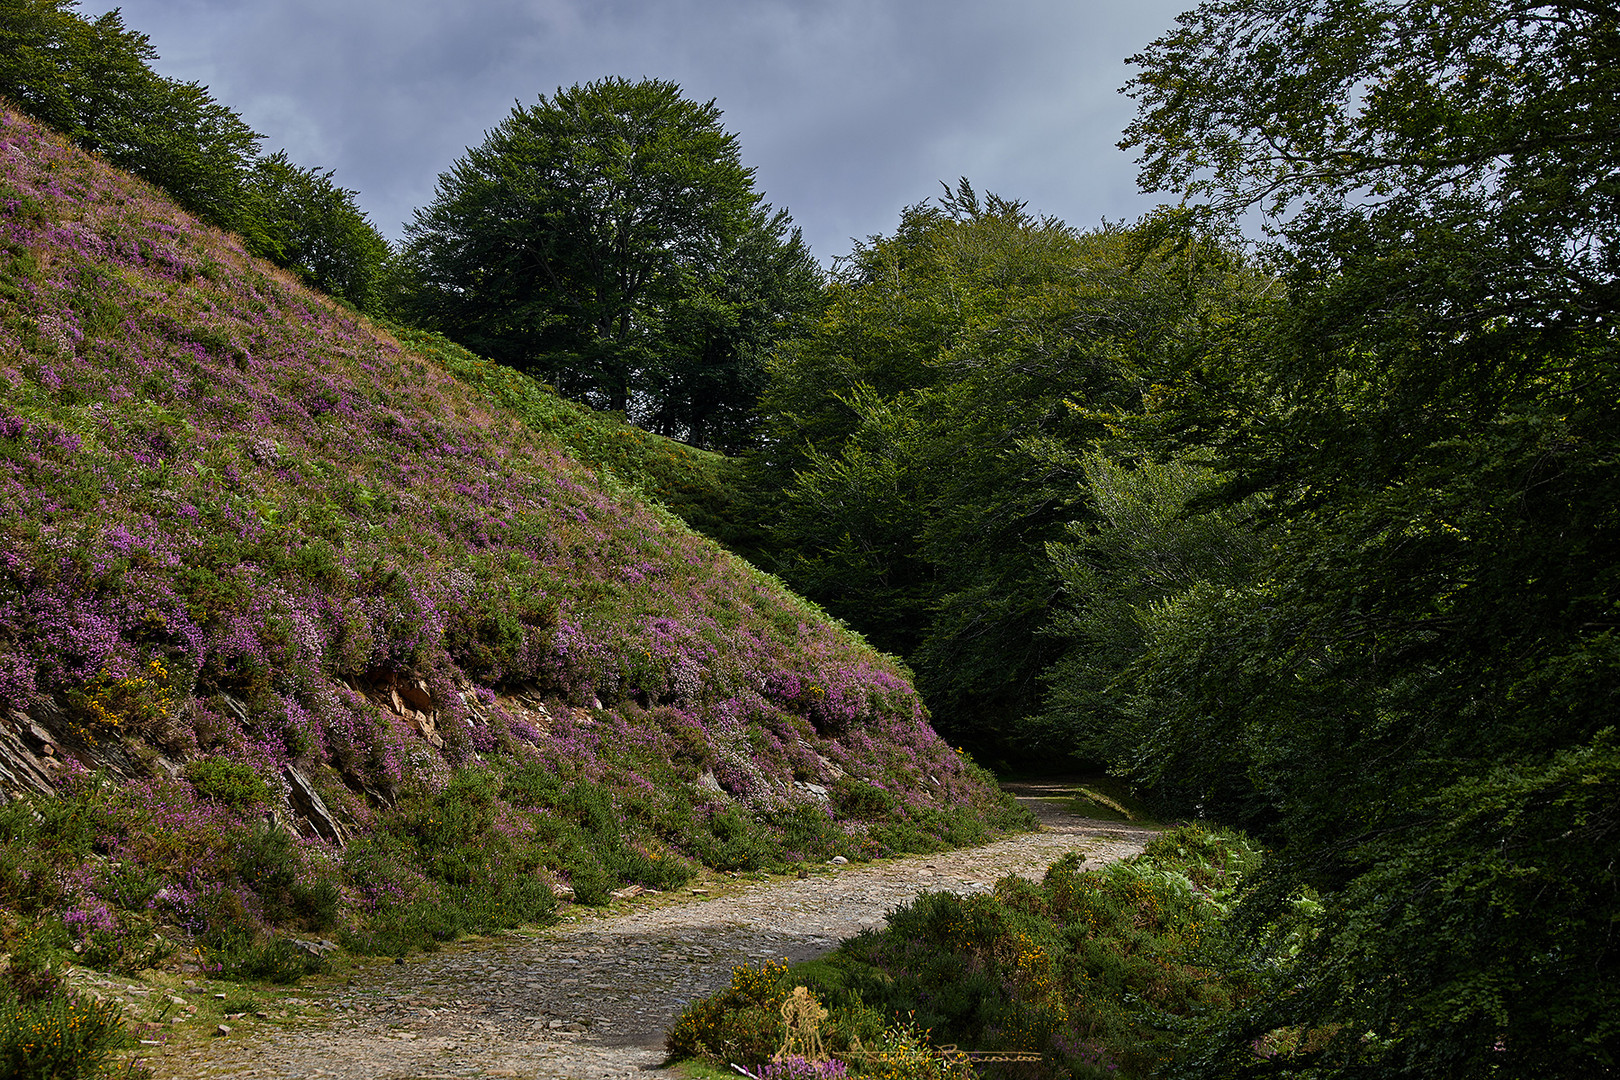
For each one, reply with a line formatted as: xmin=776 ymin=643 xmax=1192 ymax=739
xmin=86 ymin=0 xmax=1193 ymax=265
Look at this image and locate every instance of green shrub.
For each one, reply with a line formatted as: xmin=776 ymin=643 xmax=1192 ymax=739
xmin=184 ymin=757 xmax=268 ymax=807
xmin=337 ymin=897 xmax=464 ymax=957
xmin=227 ymin=821 xmax=341 ymax=931
xmin=667 ymin=961 xmax=793 ymax=1063
xmin=832 ymin=778 xmax=896 ymax=819
xmin=0 ymin=984 xmax=134 ymax=1080
xmin=685 ymin=805 xmax=772 ymax=871
xmin=76 ymin=918 xmax=173 ymax=977
xmin=763 ymin=803 xmax=848 ymax=863
xmin=859 ymin=1019 xmax=978 ymax=1080
xmin=669 ymin=825 xmax=1265 ymax=1079
xmin=0 ymin=930 xmax=136 ymax=1080
xmin=201 ymin=925 xmax=325 ymax=984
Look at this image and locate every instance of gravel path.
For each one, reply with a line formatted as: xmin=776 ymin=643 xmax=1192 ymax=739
xmin=150 ymin=783 xmax=1156 ymax=1080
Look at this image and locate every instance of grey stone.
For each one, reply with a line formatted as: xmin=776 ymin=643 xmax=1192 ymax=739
xmin=285 ymin=764 xmax=347 ymax=846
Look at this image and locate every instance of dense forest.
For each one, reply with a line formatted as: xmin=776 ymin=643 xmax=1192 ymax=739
xmin=3 ymin=0 xmax=1617 ymax=1076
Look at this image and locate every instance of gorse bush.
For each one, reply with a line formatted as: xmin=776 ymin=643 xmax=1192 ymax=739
xmin=0 ymin=984 xmax=133 ymax=1080
xmin=0 ymin=926 xmax=137 ymax=1080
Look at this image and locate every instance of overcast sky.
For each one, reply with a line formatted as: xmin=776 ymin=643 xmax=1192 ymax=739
xmin=86 ymin=0 xmax=1192 ymax=264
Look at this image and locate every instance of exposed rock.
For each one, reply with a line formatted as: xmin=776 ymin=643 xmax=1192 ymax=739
xmin=285 ymin=764 xmax=348 ymax=846
xmin=407 ymin=710 xmax=444 ymax=749
xmin=398 ymin=681 xmax=435 ymax=713
xmin=814 ymin=753 xmax=847 ymax=780
xmin=1 ymin=699 xmax=159 ymax=799
xmin=0 ymin=709 xmax=58 ymax=799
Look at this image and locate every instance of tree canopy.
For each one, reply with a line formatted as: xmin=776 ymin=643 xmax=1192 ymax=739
xmin=240 ymin=152 xmax=393 ymax=311
xmin=401 ymin=77 xmax=821 ymax=450
xmin=1089 ymin=0 xmax=1620 ymax=1073
xmin=748 ymin=183 xmax=1265 ymax=755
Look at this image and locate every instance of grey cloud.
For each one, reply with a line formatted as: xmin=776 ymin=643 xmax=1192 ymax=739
xmin=91 ymin=0 xmax=1188 ymax=260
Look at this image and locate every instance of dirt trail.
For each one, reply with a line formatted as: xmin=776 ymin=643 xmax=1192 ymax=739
xmin=151 ymin=784 xmax=1156 ymax=1080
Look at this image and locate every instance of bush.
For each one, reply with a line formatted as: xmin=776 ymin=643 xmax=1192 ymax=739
xmin=669 ymin=826 xmax=1267 ymax=1079
xmin=858 ymin=1020 xmax=977 ymax=1080
xmin=185 ymin=757 xmax=268 ymax=808
xmin=201 ymin=925 xmax=326 ymax=984
xmin=0 ymin=930 xmax=136 ymax=1080
xmin=0 ymin=984 xmax=135 ymax=1080
xmin=667 ymin=961 xmax=794 ymax=1063
xmin=337 ymin=897 xmax=464 ymax=957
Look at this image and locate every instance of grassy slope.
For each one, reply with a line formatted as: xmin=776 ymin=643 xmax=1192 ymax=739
xmin=396 ymin=327 xmax=758 ymax=552
xmin=0 ymin=107 xmax=1026 ymax=968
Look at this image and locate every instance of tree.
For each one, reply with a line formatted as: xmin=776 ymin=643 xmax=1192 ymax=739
xmin=0 ymin=0 xmax=390 ymax=312
xmin=1116 ymin=1 xmax=1620 ymax=1073
xmin=239 ymin=152 xmax=391 ymax=312
xmin=751 ymin=184 xmax=1260 ymax=756
xmin=401 ymin=77 xmax=819 ymax=448
xmin=1035 ymin=452 xmax=1263 ymax=775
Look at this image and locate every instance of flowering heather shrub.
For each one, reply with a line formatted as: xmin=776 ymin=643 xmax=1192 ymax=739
xmin=758 ymin=1056 xmax=850 ymax=1080
xmin=0 ymin=107 xmax=1029 ymax=966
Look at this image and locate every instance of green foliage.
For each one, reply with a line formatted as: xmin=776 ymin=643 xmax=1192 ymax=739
xmin=239 ymin=151 xmax=390 ymax=311
xmin=0 ymin=981 xmax=134 ymax=1080
xmin=400 ymin=77 xmax=822 ymax=450
xmin=0 ymin=0 xmax=260 ymax=227
xmin=752 ymin=184 xmax=1263 ymax=753
xmin=857 ymin=1019 xmax=979 ymax=1080
xmin=830 ymin=778 xmax=896 ymax=820
xmin=1099 ymin=1 xmax=1620 ymax=1073
xmin=230 ymin=823 xmax=339 ymax=931
xmin=670 ymin=826 xmax=1267 ymax=1079
xmin=200 ymin=924 xmax=325 ymax=984
xmin=0 ymin=923 xmax=144 ymax=1078
xmin=0 ymin=0 xmax=386 ymax=310
xmin=1038 ymin=452 xmax=1263 ymax=781
xmin=667 ymin=960 xmax=795 ymax=1065
xmin=184 ymin=756 xmax=268 ymax=808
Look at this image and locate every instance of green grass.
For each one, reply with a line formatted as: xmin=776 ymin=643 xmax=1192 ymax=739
xmin=1065 ymin=777 xmax=1157 ymax=823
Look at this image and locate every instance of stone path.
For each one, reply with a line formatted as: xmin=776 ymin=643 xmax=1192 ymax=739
xmin=149 ymin=783 xmax=1156 ymax=1080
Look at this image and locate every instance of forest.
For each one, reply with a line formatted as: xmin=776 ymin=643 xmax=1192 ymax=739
xmin=2 ymin=0 xmax=1616 ymax=1076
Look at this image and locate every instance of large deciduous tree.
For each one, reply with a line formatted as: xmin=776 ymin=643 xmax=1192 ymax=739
xmin=401 ymin=77 xmax=820 ymax=450
xmin=1113 ymin=0 xmax=1620 ymax=1074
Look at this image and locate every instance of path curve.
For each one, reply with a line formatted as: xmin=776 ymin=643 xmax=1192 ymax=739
xmin=155 ymin=785 xmax=1155 ymax=1080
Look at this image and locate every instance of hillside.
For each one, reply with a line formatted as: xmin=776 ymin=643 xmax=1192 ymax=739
xmin=0 ymin=106 xmax=1024 ymax=971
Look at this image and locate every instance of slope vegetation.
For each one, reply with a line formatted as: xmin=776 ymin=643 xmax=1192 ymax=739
xmin=0 ymin=107 xmax=1022 ymax=970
